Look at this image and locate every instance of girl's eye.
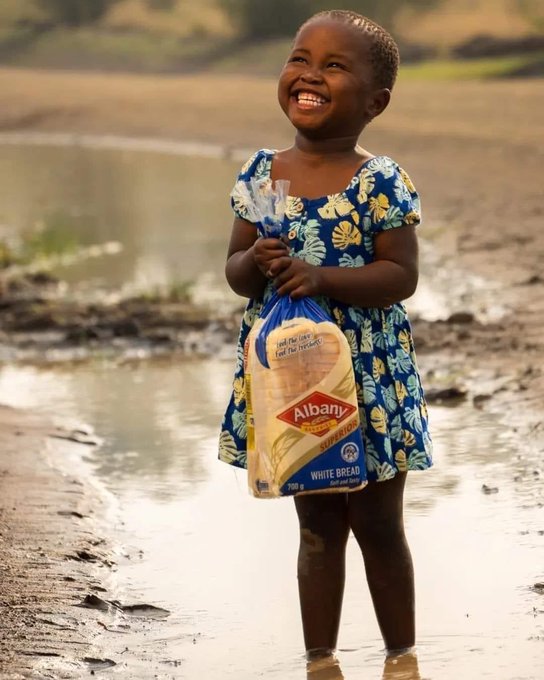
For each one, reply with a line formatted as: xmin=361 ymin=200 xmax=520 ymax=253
xmin=289 ymin=56 xmax=306 ymax=64
xmin=328 ymin=62 xmax=346 ymax=70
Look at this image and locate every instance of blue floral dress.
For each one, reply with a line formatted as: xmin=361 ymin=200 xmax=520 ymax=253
xmin=219 ymin=149 xmax=433 ymax=482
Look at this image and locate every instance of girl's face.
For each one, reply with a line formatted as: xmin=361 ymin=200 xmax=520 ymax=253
xmin=278 ymin=18 xmax=388 ymax=139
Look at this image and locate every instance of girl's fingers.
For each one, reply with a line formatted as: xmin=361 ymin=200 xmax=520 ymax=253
xmin=267 ymin=256 xmax=292 ymax=277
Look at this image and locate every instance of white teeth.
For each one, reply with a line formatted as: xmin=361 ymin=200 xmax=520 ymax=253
xmin=297 ymin=92 xmax=326 ymax=106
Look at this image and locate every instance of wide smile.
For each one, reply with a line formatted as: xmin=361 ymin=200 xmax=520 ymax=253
xmin=291 ymin=90 xmax=329 ymax=111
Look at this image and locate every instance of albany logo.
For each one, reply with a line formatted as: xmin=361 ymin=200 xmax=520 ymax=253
xmin=278 ymin=391 xmax=356 ymax=437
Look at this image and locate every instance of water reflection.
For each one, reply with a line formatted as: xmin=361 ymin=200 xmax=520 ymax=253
xmin=0 ymin=357 xmax=542 ymax=680
xmin=0 ymin=358 xmax=233 ymax=500
xmin=0 ymin=357 xmax=520 ymax=510
xmin=0 ymin=140 xmax=495 ymax=320
xmin=0 ymin=143 xmax=239 ymax=304
xmin=304 ymin=655 xmax=422 ymax=680
xmin=381 ymin=654 xmax=421 ymax=680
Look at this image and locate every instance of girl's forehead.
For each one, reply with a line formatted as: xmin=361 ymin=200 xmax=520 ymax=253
xmin=294 ymin=18 xmax=372 ymax=58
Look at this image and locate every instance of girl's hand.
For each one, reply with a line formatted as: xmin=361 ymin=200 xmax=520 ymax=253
xmin=273 ymin=258 xmax=322 ymax=299
xmin=253 ymin=237 xmax=290 ymax=278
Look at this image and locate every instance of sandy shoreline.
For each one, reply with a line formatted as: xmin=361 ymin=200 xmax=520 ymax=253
xmin=0 ymin=67 xmax=543 ymax=676
xmin=0 ymin=404 xmax=118 ymax=678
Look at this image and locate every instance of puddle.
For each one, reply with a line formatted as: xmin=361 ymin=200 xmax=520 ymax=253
xmin=0 ymin=359 xmax=542 ymax=679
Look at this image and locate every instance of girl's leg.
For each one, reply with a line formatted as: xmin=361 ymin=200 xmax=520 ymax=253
xmin=347 ymin=473 xmax=415 ymax=652
xmin=294 ymin=493 xmax=350 ymax=657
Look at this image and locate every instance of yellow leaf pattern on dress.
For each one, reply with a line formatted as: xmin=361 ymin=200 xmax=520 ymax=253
xmin=395 ymin=380 xmax=408 ymax=404
xmin=333 ymin=307 xmax=345 ymax=326
xmin=404 ymin=430 xmax=416 ymax=448
xmin=398 ymin=329 xmax=411 ymax=353
xmin=369 ymin=193 xmax=389 ymax=222
xmin=372 ymin=356 xmax=386 ymax=381
xmin=285 ymin=196 xmax=304 ymax=219
xmin=370 ymin=406 xmax=388 ymax=434
xmin=318 ymin=194 xmax=354 ymax=220
xmin=357 ymin=169 xmax=376 ymax=203
xmin=400 ymin=168 xmax=416 ymax=193
xmin=332 ymin=221 xmax=362 ymax=250
xmin=219 ymin=430 xmax=238 ymax=463
xmin=421 ymin=400 xmax=428 ymax=419
xmin=395 ymin=450 xmax=408 ymax=471
xmin=233 ymin=377 xmax=245 ymax=406
xmin=356 ymin=383 xmax=364 ymax=404
xmin=404 ymin=210 xmax=419 ymax=225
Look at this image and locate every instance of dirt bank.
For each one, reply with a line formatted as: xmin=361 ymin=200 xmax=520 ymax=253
xmin=0 ymin=404 xmax=118 ymax=678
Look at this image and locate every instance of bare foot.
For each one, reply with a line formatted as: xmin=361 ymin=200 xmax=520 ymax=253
xmin=382 ymin=650 xmax=421 ymax=679
xmin=306 ymin=653 xmax=345 ymax=679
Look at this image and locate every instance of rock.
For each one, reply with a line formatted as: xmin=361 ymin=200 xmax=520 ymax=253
xmin=473 ymin=393 xmax=491 ymax=409
xmin=446 ymin=311 xmax=475 ymax=324
xmin=83 ymin=657 xmax=116 ymax=670
xmin=78 ymin=594 xmax=117 ymax=612
xmin=481 ymin=484 xmax=499 ymax=494
xmin=77 ymin=594 xmax=170 ymax=619
xmin=453 ymin=34 xmax=544 ymax=59
xmin=117 ymin=603 xmax=171 ymax=619
xmin=425 ymin=386 xmax=468 ymax=404
xmin=48 ymin=428 xmax=101 ymax=446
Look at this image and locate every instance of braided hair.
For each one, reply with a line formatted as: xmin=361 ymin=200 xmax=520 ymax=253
xmin=299 ymin=10 xmax=400 ymax=90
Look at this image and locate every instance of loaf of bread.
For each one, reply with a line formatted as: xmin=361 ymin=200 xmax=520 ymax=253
xmin=245 ymin=303 xmax=366 ymax=498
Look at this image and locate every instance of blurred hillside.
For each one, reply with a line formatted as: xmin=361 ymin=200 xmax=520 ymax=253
xmin=0 ymin=0 xmax=543 ymax=76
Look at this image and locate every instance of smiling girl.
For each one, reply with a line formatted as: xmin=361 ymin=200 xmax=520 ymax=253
xmin=219 ymin=9 xmax=432 ymax=672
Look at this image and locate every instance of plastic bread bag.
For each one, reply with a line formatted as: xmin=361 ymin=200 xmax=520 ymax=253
xmin=234 ymin=177 xmax=290 ymax=237
xmin=245 ymin=292 xmax=367 ymax=498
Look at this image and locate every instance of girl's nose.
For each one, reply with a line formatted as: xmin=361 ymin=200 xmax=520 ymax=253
xmin=300 ymin=67 xmax=323 ymax=83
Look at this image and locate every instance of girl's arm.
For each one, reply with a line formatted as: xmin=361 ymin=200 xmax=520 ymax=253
xmin=225 ymin=217 xmax=289 ymax=299
xmin=270 ymin=224 xmax=419 ymax=307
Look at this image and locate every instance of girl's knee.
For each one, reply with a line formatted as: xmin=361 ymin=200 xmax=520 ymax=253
xmin=295 ymin=494 xmax=349 ymax=537
xmin=295 ymin=495 xmax=350 ymax=567
xmin=351 ymin=514 xmax=407 ymax=553
xmin=347 ymin=475 xmax=407 ymax=551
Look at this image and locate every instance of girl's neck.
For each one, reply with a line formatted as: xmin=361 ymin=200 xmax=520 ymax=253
xmin=293 ymin=132 xmax=361 ymax=160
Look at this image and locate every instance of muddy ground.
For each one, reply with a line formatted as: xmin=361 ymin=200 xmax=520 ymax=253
xmin=0 ymin=405 xmax=119 ymax=678
xmin=0 ymin=68 xmax=543 ymax=677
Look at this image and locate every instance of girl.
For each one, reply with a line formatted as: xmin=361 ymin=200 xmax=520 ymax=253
xmin=219 ymin=8 xmax=433 ymax=669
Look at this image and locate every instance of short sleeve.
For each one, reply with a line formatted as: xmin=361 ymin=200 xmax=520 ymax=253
xmin=362 ymin=157 xmax=421 ymax=234
xmin=230 ymin=149 xmax=271 ymax=221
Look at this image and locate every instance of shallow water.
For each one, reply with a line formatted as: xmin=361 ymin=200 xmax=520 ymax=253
xmin=0 ymin=140 xmax=501 ymax=321
xmin=0 ymin=358 xmax=542 ymax=679
xmin=0 ymin=141 xmax=542 ymax=678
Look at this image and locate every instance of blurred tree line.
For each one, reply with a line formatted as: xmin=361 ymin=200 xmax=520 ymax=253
xmin=33 ymin=1 xmax=177 ymax=27
xmin=218 ymin=0 xmax=442 ymax=38
xmin=35 ymin=0 xmax=121 ymax=27
xmin=34 ymin=0 xmax=441 ymax=33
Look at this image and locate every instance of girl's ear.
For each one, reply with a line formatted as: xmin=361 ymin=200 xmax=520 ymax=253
xmin=368 ymin=88 xmax=391 ymax=121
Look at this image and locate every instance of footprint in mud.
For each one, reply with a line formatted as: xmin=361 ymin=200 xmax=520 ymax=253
xmin=83 ymin=656 xmax=116 ymax=671
xmin=79 ymin=594 xmax=170 ymax=619
xmin=120 ymin=603 xmax=171 ymax=619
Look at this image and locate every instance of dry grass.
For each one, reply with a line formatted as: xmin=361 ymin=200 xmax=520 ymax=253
xmin=106 ymin=0 xmax=232 ymax=38
xmin=397 ymin=0 xmax=540 ymax=49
